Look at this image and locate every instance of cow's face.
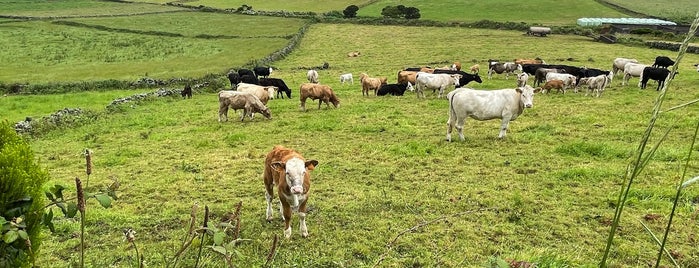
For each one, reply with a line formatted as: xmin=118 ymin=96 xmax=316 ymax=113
xmin=261 ymin=108 xmax=272 ymax=119
xmin=518 ymin=85 xmax=535 ymax=108
xmin=451 ymin=74 xmax=462 ymax=86
xmin=275 ymin=158 xmax=318 ymax=195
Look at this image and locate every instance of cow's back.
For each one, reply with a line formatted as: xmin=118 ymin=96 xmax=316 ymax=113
xmin=449 ymin=88 xmax=519 ymax=120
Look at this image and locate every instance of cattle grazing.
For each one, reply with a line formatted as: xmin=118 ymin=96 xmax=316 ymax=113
xmin=534 ymin=68 xmax=565 ymax=87
xmin=583 ymin=73 xmax=613 ymax=97
xmin=347 ymin=51 xmax=360 ymax=57
xmin=641 ymin=67 xmax=675 ymax=91
xmin=622 ymin=63 xmax=647 ymax=87
xmin=432 ymin=69 xmax=483 ymax=87
xmin=227 ymin=71 xmax=240 ymax=87
xmin=299 ymin=83 xmax=340 ymax=111
xmin=237 ymin=82 xmax=277 ymax=104
xmin=612 ymin=57 xmax=638 ymax=76
xmin=538 ymin=79 xmax=565 ymax=94
xmin=488 ymin=62 xmax=522 ymax=79
xmin=254 ymin=66 xmax=273 ymax=78
xmin=181 ymin=84 xmax=192 ymax=99
xmin=307 ymin=69 xmax=319 ymax=83
xmin=217 ymin=90 xmax=271 ymax=122
xmin=652 ymin=56 xmax=675 ymax=68
xmin=377 ymin=82 xmax=414 ymax=96
xmin=415 ymin=72 xmax=461 ymax=98
xmin=516 ymin=72 xmax=529 ymax=87
xmin=240 ymin=74 xmax=259 ymax=85
xmin=515 ymin=58 xmax=546 ymax=65
xmin=404 ymin=67 xmax=434 ymax=73
xmin=340 ymin=73 xmax=354 ymax=85
xmin=263 ymin=145 xmax=318 ymax=239
xmin=469 ymin=64 xmax=480 ymax=74
xmin=577 ymin=67 xmax=611 ymax=87
xmin=397 ymin=70 xmax=418 ymax=85
xmin=545 ymin=72 xmax=577 ymax=92
xmin=446 ymin=85 xmax=535 ymax=140
xmin=237 ymin=68 xmax=255 ymax=77
xmin=452 ymin=61 xmax=462 ymax=71
xmin=260 ymin=78 xmax=292 ymax=99
xmin=359 ymin=73 xmax=387 ymax=96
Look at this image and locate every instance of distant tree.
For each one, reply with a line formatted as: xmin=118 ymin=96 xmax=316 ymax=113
xmin=404 ymin=7 xmax=421 ymax=20
xmin=343 ymin=5 xmax=359 ymax=18
xmin=381 ymin=6 xmax=402 ymax=19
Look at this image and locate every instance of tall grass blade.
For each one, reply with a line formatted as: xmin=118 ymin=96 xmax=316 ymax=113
xmin=639 ymin=220 xmax=679 ymax=266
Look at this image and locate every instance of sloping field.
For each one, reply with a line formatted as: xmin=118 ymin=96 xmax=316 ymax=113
xmin=137 ymin=0 xmax=371 ymax=13
xmin=603 ymin=0 xmax=699 ymax=23
xmin=0 ymin=0 xmax=185 ymax=18
xmin=27 ymin=23 xmax=699 ymax=267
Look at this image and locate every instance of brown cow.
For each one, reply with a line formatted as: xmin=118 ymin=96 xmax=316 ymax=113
xmin=515 ymin=58 xmax=546 ymax=65
xmin=347 ymin=51 xmax=360 ymax=57
xmin=469 ymin=64 xmax=480 ymax=74
xmin=537 ymin=79 xmax=565 ymax=94
xmin=263 ymin=145 xmax=319 ymax=238
xmin=359 ymin=73 xmax=387 ymax=96
xmin=299 ymin=83 xmax=340 ymax=111
xmin=217 ymin=90 xmax=271 ymax=122
xmin=452 ymin=61 xmax=462 ymax=71
xmin=397 ymin=70 xmax=418 ymax=85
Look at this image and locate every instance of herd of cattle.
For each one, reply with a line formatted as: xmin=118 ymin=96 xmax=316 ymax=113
xmin=203 ymin=55 xmax=692 ymax=238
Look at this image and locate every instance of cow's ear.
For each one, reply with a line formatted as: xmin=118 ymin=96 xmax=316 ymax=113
xmin=270 ymin=161 xmax=285 ymax=171
xmin=516 ymin=87 xmax=524 ymax=93
xmin=305 ymin=160 xmax=319 ymax=171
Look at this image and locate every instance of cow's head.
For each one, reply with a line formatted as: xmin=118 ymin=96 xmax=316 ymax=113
xmin=406 ymin=82 xmax=415 ymax=92
xmin=260 ymin=107 xmax=272 ymax=119
xmin=451 ymin=74 xmax=462 ymax=86
xmin=271 ymin=158 xmax=318 ymax=195
xmin=695 ymin=64 xmax=699 ymax=73
xmin=517 ymin=85 xmax=535 ymax=108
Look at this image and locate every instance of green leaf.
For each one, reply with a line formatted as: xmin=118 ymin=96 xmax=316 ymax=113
xmin=213 ymin=232 xmax=225 ymax=246
xmin=66 ymin=203 xmax=78 ymax=218
xmin=17 ymin=230 xmax=28 ymax=240
xmin=51 ymin=184 xmax=66 ymax=200
xmin=3 ymin=230 xmax=19 ymax=244
xmin=94 ymin=194 xmax=112 ymax=208
xmin=56 ymin=202 xmax=67 ymax=215
xmin=43 ymin=210 xmax=56 ymax=233
xmin=45 ymin=191 xmax=56 ymax=202
xmin=0 ymin=217 xmax=7 ymax=226
xmin=207 ymin=245 xmax=227 ymax=255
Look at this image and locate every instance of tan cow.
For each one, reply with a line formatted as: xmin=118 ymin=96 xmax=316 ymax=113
xmin=537 ymin=79 xmax=565 ymax=94
xmin=217 ymin=90 xmax=271 ymax=122
xmin=264 ymin=145 xmax=319 ymax=238
xmin=299 ymin=83 xmax=340 ymax=111
xmin=347 ymin=51 xmax=360 ymax=57
xmin=359 ymin=73 xmax=387 ymax=96
xmin=469 ymin=64 xmax=480 ymax=74
xmin=515 ymin=58 xmax=546 ymax=65
xmin=397 ymin=70 xmax=418 ymax=85
xmin=236 ymin=82 xmax=277 ymax=105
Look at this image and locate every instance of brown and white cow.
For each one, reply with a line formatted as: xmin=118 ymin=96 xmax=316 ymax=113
xmin=217 ymin=90 xmax=271 ymax=122
xmin=446 ymin=85 xmax=535 ymax=140
xmin=545 ymin=73 xmax=577 ymax=93
xmin=488 ymin=62 xmax=522 ymax=79
xmin=469 ymin=64 xmax=480 ymax=74
xmin=299 ymin=83 xmax=340 ymax=111
xmin=538 ymin=79 xmax=565 ymax=94
xmin=263 ymin=145 xmax=319 ymax=238
xmin=359 ymin=73 xmax=387 ymax=96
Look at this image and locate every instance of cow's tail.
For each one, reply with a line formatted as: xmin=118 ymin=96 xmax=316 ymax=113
xmin=448 ymin=90 xmax=458 ymax=125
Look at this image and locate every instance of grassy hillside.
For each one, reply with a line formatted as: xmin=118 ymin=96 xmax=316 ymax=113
xmin=604 ymin=0 xmax=699 ymax=24
xmin=131 ymin=0 xmax=371 ymax=13
xmin=0 ymin=0 xmax=184 ymax=17
xmin=21 ymin=23 xmax=699 ymax=267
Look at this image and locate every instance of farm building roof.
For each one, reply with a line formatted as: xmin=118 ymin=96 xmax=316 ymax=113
xmin=577 ymin=18 xmax=677 ymax=26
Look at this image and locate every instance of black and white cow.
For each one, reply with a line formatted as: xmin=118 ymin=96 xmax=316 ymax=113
xmin=377 ymin=82 xmax=414 ymax=96
xmin=260 ymin=78 xmax=292 ymax=99
xmin=577 ymin=67 xmax=611 ymax=86
xmin=432 ymin=69 xmax=483 ymax=87
xmin=238 ymin=68 xmax=255 ymax=77
xmin=641 ymin=67 xmax=675 ymax=91
xmin=254 ymin=66 xmax=273 ymax=78
xmin=487 ymin=62 xmax=522 ymax=79
xmin=652 ymin=56 xmax=675 ymax=68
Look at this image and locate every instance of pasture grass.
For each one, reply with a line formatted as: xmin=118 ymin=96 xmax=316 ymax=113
xmin=604 ymin=0 xmax=699 ymax=24
xmin=0 ymin=0 xmax=185 ymax=18
xmin=20 ymin=23 xmax=699 ymax=267
xmin=156 ymin=0 xmax=371 ymax=13
xmin=355 ymin=0 xmax=630 ymax=25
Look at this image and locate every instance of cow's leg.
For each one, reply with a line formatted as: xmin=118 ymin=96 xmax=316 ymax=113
xmin=282 ymin=205 xmax=292 ymax=238
xmin=318 ymin=99 xmax=323 ymax=110
xmin=300 ymin=98 xmax=306 ymax=112
xmin=265 ymin=191 xmax=274 ymax=221
xmin=218 ymin=103 xmax=228 ymax=122
xmin=457 ymin=116 xmax=466 ymax=141
xmin=498 ymin=119 xmax=510 ymax=138
xmin=446 ymin=116 xmax=454 ymax=142
xmin=299 ymin=202 xmax=308 ymax=238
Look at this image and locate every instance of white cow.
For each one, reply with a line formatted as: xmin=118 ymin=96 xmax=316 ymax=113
xmin=415 ymin=72 xmax=461 ymax=98
xmin=339 ymin=73 xmax=353 ymax=85
xmin=488 ymin=62 xmax=522 ymax=79
xmin=545 ymin=73 xmax=577 ymax=92
xmin=446 ymin=85 xmax=535 ymax=140
xmin=694 ymin=63 xmax=699 ymax=73
xmin=583 ymin=73 xmax=613 ymax=97
xmin=516 ymin=72 xmax=529 ymax=87
xmin=236 ymin=82 xmax=277 ymax=104
xmin=307 ymin=69 xmax=319 ymax=83
xmin=622 ymin=63 xmax=648 ymax=87
xmin=612 ymin=57 xmax=639 ymax=76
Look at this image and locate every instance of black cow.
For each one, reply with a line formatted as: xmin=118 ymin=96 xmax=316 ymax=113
xmin=227 ymin=72 xmax=240 ymax=87
xmin=237 ymin=68 xmax=255 ymax=77
xmin=641 ymin=67 xmax=676 ymax=91
xmin=253 ymin=66 xmax=272 ymax=78
xmin=181 ymin=84 xmax=192 ymax=99
xmin=259 ymin=78 xmax=291 ymax=99
xmin=240 ymin=74 xmax=259 ymax=85
xmin=377 ymin=83 xmax=414 ymax=96
xmin=652 ymin=56 xmax=675 ymax=68
xmin=432 ymin=69 xmax=483 ymax=86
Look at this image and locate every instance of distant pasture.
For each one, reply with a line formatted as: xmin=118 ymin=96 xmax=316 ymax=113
xmin=0 ymin=0 xmax=185 ymax=18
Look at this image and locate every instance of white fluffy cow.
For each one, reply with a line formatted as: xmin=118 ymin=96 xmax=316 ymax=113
xmin=339 ymin=73 xmax=353 ymax=85
xmin=612 ymin=57 xmax=639 ymax=76
xmin=307 ymin=69 xmax=319 ymax=83
xmin=446 ymin=85 xmax=535 ymax=140
xmin=415 ymin=72 xmax=461 ymax=98
xmin=545 ymin=73 xmax=577 ymax=93
xmin=236 ymin=82 xmax=277 ymax=104
xmin=622 ymin=63 xmax=648 ymax=87
xmin=583 ymin=73 xmax=613 ymax=97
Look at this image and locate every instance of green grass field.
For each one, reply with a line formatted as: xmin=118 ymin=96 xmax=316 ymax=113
xmin=604 ymin=0 xmax=699 ymax=24
xmin=0 ymin=0 xmax=185 ymax=18
xmin=3 ymin=0 xmax=699 ymax=267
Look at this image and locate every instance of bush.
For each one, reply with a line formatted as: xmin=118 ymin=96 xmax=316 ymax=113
xmin=0 ymin=121 xmax=49 ymax=267
xmin=343 ymin=5 xmax=359 ymax=18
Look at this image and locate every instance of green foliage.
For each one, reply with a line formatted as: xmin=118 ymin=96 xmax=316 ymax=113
xmin=0 ymin=122 xmax=49 ymax=267
xmin=380 ymin=5 xmax=420 ymax=20
xmin=343 ymin=5 xmax=359 ymax=18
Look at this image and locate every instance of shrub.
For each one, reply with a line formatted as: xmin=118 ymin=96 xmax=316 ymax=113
xmin=0 ymin=121 xmax=49 ymax=267
xmin=343 ymin=5 xmax=359 ymax=18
